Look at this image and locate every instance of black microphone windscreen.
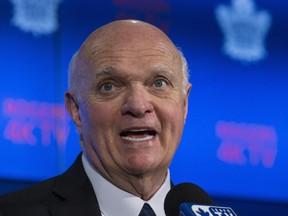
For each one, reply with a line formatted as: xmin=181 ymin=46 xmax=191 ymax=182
xmin=164 ymin=182 xmax=213 ymax=216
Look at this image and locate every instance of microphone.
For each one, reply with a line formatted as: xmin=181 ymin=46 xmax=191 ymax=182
xmin=164 ymin=183 xmax=238 ymax=216
xmin=164 ymin=183 xmax=213 ymax=216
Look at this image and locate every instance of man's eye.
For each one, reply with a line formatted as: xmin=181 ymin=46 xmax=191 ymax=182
xmin=100 ymin=82 xmax=114 ymax=91
xmin=154 ymin=79 xmax=167 ymax=88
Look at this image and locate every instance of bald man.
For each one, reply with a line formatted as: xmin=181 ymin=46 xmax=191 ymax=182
xmin=0 ymin=20 xmax=191 ymax=216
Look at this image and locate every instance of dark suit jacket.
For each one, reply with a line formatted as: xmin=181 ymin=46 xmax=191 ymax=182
xmin=0 ymin=154 xmax=102 ymax=216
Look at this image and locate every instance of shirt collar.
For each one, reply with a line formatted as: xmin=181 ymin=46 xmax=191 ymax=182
xmin=82 ymin=155 xmax=171 ymax=216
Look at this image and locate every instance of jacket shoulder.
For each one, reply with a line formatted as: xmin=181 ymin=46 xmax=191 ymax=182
xmin=0 ymin=153 xmax=89 ymax=206
xmin=0 ymin=176 xmax=60 ymax=205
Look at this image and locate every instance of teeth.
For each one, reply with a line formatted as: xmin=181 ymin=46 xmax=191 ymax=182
xmin=120 ymin=128 xmax=155 ymax=142
xmin=121 ymin=135 xmax=154 ymax=142
xmin=129 ymin=129 xmax=147 ymax=132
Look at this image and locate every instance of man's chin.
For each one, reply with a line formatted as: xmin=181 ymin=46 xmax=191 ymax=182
xmin=124 ymin=157 xmax=158 ymax=176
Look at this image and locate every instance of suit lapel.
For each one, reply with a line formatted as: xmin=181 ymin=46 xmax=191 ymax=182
xmin=49 ymin=154 xmax=102 ymax=216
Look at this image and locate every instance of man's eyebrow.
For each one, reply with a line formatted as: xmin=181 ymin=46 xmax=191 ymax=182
xmin=95 ymin=67 xmax=117 ymax=76
xmin=149 ymin=65 xmax=175 ymax=75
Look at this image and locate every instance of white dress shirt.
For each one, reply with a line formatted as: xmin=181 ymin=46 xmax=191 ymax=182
xmin=82 ymin=155 xmax=171 ymax=216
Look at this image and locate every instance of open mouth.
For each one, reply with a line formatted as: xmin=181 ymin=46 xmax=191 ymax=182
xmin=120 ymin=129 xmax=157 ymax=142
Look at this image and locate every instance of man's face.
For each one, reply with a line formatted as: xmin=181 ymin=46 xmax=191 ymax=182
xmin=67 ymin=24 xmax=190 ymax=180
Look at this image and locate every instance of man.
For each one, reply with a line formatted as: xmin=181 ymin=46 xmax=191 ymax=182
xmin=0 ymin=20 xmax=191 ymax=216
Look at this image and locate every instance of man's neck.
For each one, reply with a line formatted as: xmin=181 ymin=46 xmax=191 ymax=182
xmin=82 ymin=155 xmax=171 ymax=216
xmin=83 ymin=154 xmax=168 ymax=200
xmin=114 ymin=171 xmax=168 ymax=200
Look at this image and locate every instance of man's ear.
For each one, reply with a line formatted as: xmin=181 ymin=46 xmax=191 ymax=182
xmin=184 ymin=83 xmax=192 ymax=122
xmin=65 ymin=90 xmax=82 ymax=131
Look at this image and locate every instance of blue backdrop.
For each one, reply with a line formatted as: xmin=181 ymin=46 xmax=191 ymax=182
xmin=0 ymin=0 xmax=287 ymax=209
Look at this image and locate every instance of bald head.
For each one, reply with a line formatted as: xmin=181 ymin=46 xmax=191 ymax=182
xmin=80 ymin=20 xmax=178 ymax=56
xmin=68 ymin=20 xmax=189 ymax=101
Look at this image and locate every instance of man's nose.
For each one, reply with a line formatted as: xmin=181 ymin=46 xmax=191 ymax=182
xmin=121 ymin=86 xmax=154 ymax=117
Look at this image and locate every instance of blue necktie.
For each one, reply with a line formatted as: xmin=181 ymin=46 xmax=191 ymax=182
xmin=138 ymin=203 xmax=156 ymax=216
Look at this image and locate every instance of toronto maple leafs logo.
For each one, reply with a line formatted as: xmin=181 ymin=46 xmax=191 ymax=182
xmin=191 ymin=205 xmax=237 ymax=216
xmin=10 ymin=0 xmax=61 ymax=36
xmin=215 ymin=0 xmax=272 ymax=63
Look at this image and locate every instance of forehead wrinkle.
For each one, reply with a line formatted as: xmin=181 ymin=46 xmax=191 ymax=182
xmin=91 ymin=47 xmax=174 ymax=59
xmin=89 ymin=48 xmax=179 ymax=73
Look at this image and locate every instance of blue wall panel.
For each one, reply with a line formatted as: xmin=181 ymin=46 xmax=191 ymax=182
xmin=0 ymin=1 xmax=287 ymax=212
